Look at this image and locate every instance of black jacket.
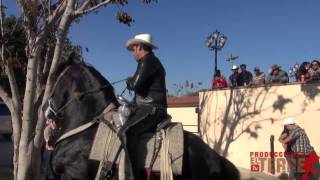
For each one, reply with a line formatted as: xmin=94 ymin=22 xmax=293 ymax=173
xmin=126 ymin=52 xmax=167 ymax=107
xmin=229 ymin=72 xmax=241 ymax=87
xmin=239 ymin=71 xmax=253 ymax=86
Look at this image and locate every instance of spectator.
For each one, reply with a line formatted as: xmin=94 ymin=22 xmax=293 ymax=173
xmin=266 ymin=64 xmax=289 ymax=84
xmin=279 ymin=117 xmax=320 ymax=180
xmin=278 ymin=126 xmax=294 ymax=180
xmin=229 ymin=65 xmax=241 ymax=87
xmin=43 ymin=119 xmax=60 ymax=180
xmin=296 ymin=62 xmax=311 ymax=82
xmin=250 ymin=67 xmax=265 ymax=86
xmin=212 ymin=70 xmax=227 ymax=89
xmin=309 ymin=60 xmax=320 ymax=81
xmin=239 ymin=64 xmax=253 ymax=86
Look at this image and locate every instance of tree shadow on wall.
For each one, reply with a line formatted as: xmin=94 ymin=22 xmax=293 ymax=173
xmin=200 ymin=85 xmax=294 ymax=157
xmin=300 ymin=82 xmax=320 ymax=101
xmin=272 ymin=95 xmax=292 ymax=113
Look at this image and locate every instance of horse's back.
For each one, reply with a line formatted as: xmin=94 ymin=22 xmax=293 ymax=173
xmin=183 ymin=131 xmax=240 ymax=180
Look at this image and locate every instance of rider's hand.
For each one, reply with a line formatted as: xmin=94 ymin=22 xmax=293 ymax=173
xmin=126 ymin=77 xmax=133 ymax=90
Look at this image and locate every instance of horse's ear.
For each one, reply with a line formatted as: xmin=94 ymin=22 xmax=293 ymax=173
xmin=67 ymin=52 xmax=77 ymax=63
xmin=67 ymin=51 xmax=83 ymax=63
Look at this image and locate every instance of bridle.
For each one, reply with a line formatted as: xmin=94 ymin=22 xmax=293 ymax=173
xmin=45 ymin=78 xmax=127 ymax=120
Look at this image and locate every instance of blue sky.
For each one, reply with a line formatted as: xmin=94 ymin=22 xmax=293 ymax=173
xmin=5 ymin=0 xmax=320 ymax=95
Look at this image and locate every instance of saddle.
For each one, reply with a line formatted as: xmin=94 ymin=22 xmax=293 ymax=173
xmin=89 ymin=115 xmax=184 ymax=180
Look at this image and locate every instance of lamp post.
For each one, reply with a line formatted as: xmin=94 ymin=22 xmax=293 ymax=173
xmin=207 ymin=30 xmax=227 ymax=75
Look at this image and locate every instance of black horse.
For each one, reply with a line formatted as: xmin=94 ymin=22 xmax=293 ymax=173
xmin=45 ymin=59 xmax=240 ymax=180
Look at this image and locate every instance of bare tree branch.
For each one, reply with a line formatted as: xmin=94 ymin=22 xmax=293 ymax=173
xmin=34 ymin=0 xmax=67 ymax=49
xmin=0 ymin=85 xmax=12 ymax=108
xmin=74 ymin=0 xmax=111 ymax=17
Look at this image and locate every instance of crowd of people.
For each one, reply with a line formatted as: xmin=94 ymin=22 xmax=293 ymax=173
xmin=211 ymin=60 xmax=320 ymax=89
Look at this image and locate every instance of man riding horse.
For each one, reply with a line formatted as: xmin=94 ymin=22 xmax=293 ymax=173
xmin=43 ymin=34 xmax=240 ymax=180
xmin=119 ymin=33 xmax=169 ymax=178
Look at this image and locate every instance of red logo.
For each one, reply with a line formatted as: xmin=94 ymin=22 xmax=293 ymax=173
xmin=302 ymin=153 xmax=320 ymax=180
xmin=251 ymin=164 xmax=260 ymax=172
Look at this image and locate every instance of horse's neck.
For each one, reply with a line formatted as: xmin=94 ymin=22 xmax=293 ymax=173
xmin=61 ymin=100 xmax=108 ymax=134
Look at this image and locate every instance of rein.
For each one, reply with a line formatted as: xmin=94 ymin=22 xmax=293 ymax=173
xmin=48 ymin=78 xmax=127 ymax=119
xmin=54 ymin=103 xmax=116 ymax=147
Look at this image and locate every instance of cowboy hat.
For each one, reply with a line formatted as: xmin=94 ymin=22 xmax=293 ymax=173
xmin=126 ymin=34 xmax=158 ymax=51
xmin=231 ymin=65 xmax=239 ymax=70
xmin=253 ymin=67 xmax=260 ymax=72
xmin=271 ymin=64 xmax=281 ymax=71
xmin=283 ymin=117 xmax=298 ymax=126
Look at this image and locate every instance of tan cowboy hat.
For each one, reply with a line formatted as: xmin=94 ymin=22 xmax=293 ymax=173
xmin=282 ymin=117 xmax=298 ymax=126
xmin=126 ymin=34 xmax=158 ymax=51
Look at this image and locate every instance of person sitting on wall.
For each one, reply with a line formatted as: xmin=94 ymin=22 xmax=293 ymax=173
xmin=229 ymin=65 xmax=241 ymax=87
xmin=239 ymin=64 xmax=253 ymax=86
xmin=212 ymin=69 xmax=228 ymax=89
xmin=296 ymin=62 xmax=311 ymax=82
xmin=308 ymin=60 xmax=320 ymax=81
xmin=266 ymin=64 xmax=289 ymax=84
xmin=250 ymin=67 xmax=265 ymax=86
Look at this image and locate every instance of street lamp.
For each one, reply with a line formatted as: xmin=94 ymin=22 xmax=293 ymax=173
xmin=207 ymin=30 xmax=227 ymax=75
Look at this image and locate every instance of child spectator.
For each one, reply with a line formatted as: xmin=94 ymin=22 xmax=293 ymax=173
xmin=212 ymin=70 xmax=227 ymax=89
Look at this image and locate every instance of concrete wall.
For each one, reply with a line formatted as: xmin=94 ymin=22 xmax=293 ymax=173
xmin=199 ymin=82 xmax=320 ymax=176
xmin=167 ymin=107 xmax=199 ymax=133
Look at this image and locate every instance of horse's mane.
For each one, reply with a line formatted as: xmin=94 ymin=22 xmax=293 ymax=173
xmin=51 ymin=54 xmax=118 ymax=105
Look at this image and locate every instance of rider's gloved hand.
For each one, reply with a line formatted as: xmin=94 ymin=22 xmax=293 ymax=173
xmin=126 ymin=77 xmax=133 ymax=90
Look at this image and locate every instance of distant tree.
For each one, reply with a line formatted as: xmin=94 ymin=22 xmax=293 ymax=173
xmin=0 ymin=1 xmax=157 ymax=179
xmin=172 ymin=80 xmax=203 ymax=96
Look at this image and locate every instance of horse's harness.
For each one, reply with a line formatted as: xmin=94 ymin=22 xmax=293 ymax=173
xmin=46 ymin=78 xmax=127 ymax=120
xmin=46 ymin=78 xmax=127 ymax=146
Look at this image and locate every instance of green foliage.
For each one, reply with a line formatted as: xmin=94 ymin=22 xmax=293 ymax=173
xmin=0 ymin=14 xmax=82 ymax=97
xmin=0 ymin=15 xmax=27 ymax=97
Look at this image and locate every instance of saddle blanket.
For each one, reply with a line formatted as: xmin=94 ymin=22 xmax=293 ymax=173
xmin=89 ymin=122 xmax=184 ymax=175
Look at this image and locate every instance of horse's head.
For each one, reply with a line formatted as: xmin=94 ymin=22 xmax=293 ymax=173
xmin=44 ymin=59 xmax=118 ymax=132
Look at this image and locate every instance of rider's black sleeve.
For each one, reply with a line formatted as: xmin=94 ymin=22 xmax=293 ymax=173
xmin=126 ymin=58 xmax=157 ymax=92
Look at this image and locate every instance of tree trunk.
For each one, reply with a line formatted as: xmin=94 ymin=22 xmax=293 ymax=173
xmin=32 ymin=1 xmax=74 ymax=179
xmin=5 ymin=63 xmax=23 ymax=180
xmin=17 ymin=51 xmax=39 ymax=180
xmin=11 ymin=114 xmax=21 ymax=180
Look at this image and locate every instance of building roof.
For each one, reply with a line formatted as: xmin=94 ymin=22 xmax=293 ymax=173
xmin=167 ymin=95 xmax=199 ymax=107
